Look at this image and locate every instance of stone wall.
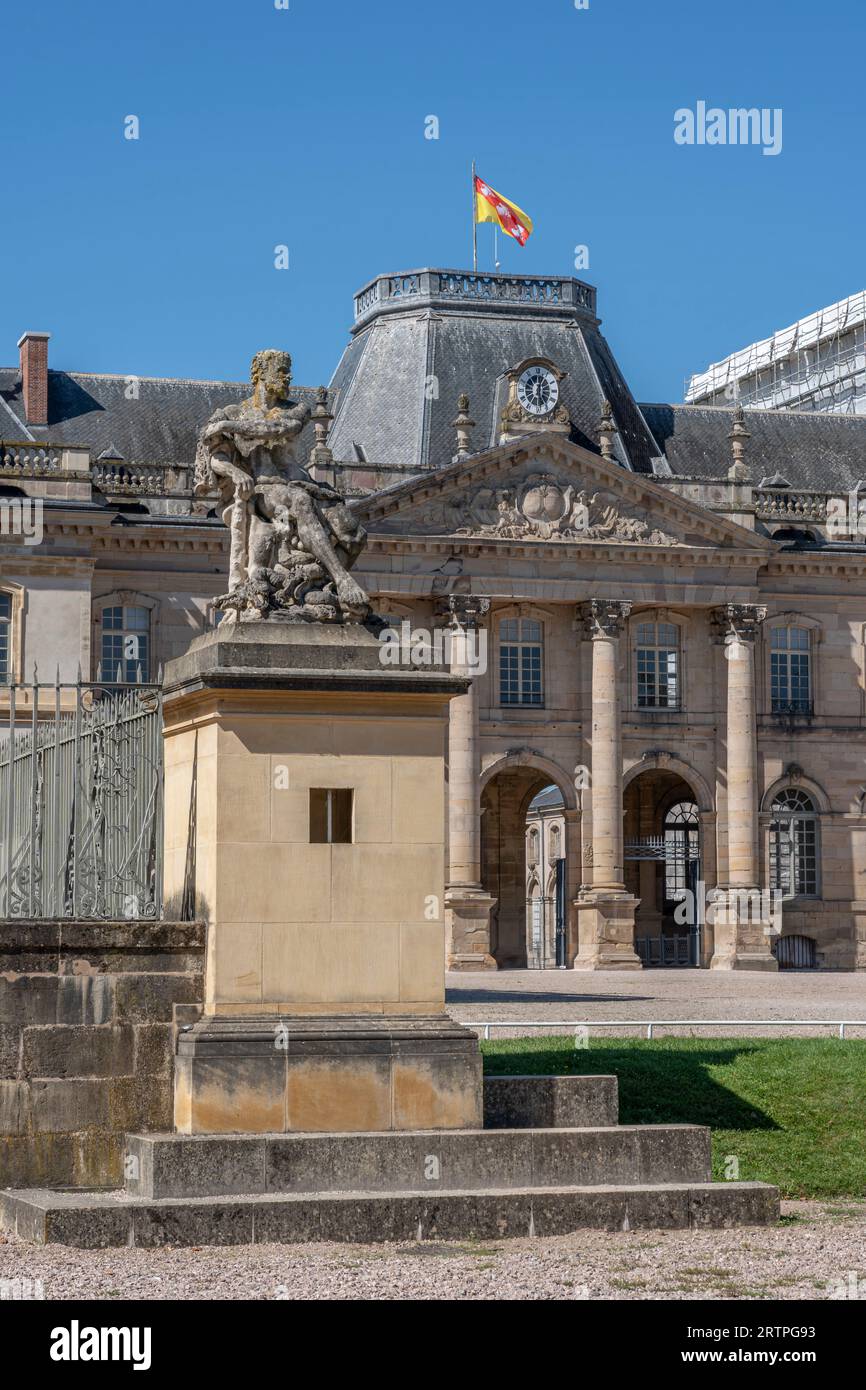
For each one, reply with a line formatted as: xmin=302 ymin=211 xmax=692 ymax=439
xmin=0 ymin=920 xmax=205 ymax=1189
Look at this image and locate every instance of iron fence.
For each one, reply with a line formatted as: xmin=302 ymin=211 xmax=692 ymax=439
xmin=0 ymin=672 xmax=163 ymax=919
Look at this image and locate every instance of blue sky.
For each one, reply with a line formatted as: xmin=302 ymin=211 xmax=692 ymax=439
xmin=3 ymin=0 xmax=863 ymax=402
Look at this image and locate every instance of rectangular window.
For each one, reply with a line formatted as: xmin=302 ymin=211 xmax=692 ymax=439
xmin=770 ymin=626 xmax=811 ymax=713
xmin=100 ymin=604 xmax=151 ymax=683
xmin=499 ymin=618 xmax=543 ymax=706
xmin=0 ymin=593 xmax=11 ymax=683
xmin=636 ymin=621 xmax=680 ymax=709
xmin=770 ymin=818 xmax=817 ymax=896
xmin=310 ymin=788 xmax=353 ymax=844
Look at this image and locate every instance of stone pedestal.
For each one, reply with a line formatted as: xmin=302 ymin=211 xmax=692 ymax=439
xmin=162 ymin=620 xmax=483 ymax=1132
xmin=446 ymin=891 xmax=498 ymax=971
xmin=707 ymin=890 xmax=779 ymax=972
xmin=573 ymin=891 xmax=642 ymax=970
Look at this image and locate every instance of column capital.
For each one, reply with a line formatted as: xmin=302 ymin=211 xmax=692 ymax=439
xmin=711 ymin=603 xmax=767 ymax=644
xmin=578 ymin=598 xmax=632 ymax=640
xmin=435 ymin=594 xmax=491 ymax=631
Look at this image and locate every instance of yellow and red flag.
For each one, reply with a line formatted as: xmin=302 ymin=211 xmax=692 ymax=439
xmin=474 ymin=175 xmax=533 ymax=247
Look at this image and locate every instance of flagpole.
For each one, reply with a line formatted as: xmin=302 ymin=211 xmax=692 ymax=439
xmin=471 ymin=160 xmax=477 ymax=273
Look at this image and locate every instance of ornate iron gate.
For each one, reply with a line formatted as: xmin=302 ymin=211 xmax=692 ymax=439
xmin=0 ymin=673 xmax=163 ymax=919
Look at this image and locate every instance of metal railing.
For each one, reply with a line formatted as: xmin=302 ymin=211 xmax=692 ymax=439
xmin=0 ymin=671 xmax=163 ymax=919
xmin=467 ymin=1019 xmax=866 ymax=1041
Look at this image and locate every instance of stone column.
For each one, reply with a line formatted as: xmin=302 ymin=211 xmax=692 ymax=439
xmin=710 ymin=603 xmax=778 ymax=971
xmin=440 ymin=595 xmax=497 ymax=970
xmin=574 ymin=600 xmax=641 ymax=970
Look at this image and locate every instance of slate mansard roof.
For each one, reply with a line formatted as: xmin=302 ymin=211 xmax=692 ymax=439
xmin=327 ymin=268 xmax=662 ymax=475
xmin=641 ymin=403 xmax=866 ymax=492
xmin=3 ymin=267 xmax=866 ymax=492
xmin=0 ymin=369 xmax=325 ymax=468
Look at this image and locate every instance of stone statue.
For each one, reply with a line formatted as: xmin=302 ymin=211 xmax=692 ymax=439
xmin=194 ymin=349 xmax=372 ymax=623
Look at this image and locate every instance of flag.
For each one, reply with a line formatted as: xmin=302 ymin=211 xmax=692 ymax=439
xmin=474 ymin=175 xmax=533 ymax=247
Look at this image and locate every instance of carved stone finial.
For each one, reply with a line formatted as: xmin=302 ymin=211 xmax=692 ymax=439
xmin=452 ymin=393 xmax=475 ymax=462
xmin=309 ymin=385 xmax=334 ymax=468
xmin=728 ymin=403 xmax=750 ymax=481
xmin=599 ymin=399 xmax=618 ymax=462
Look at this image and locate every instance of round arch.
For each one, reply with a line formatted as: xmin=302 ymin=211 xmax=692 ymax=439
xmin=762 ymin=772 xmax=831 ymax=815
xmin=480 ymin=751 xmax=578 ymax=811
xmin=623 ymin=753 xmax=714 ymax=813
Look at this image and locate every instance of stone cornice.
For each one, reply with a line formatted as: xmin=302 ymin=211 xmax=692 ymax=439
xmin=363 ymin=533 xmax=770 ymax=569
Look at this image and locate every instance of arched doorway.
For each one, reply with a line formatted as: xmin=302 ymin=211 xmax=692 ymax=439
xmin=525 ymin=785 xmax=567 ymax=968
xmin=624 ymin=768 xmax=703 ymax=966
xmin=480 ymin=761 xmax=576 ymax=968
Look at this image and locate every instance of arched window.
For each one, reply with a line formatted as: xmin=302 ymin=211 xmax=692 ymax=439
xmin=770 ymin=789 xmax=818 ymax=897
xmin=528 ymin=878 xmax=544 ymax=957
xmin=0 ymin=592 xmax=12 ymax=684
xmin=499 ymin=617 xmax=543 ymax=706
xmin=0 ymin=586 xmax=23 ymax=685
xmin=527 ymin=825 xmax=540 ymax=867
xmin=636 ymin=620 xmax=680 ymax=709
xmin=549 ymin=822 xmax=562 ymax=861
xmin=663 ymin=801 xmax=699 ymax=897
xmin=99 ymin=604 xmax=151 ymax=682
xmin=770 ymin=626 xmax=811 ymax=714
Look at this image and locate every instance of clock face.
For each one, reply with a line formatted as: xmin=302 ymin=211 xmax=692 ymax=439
xmin=517 ymin=365 xmax=559 ymax=417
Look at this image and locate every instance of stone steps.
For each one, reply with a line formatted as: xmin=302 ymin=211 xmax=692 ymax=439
xmin=0 ymin=1181 xmax=779 ymax=1248
xmin=123 ymin=1124 xmax=712 ymax=1199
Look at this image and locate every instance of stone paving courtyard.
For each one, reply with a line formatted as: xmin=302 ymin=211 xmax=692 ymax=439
xmin=446 ymin=968 xmax=866 ymax=1036
xmin=0 ymin=1202 xmax=862 ymax=1300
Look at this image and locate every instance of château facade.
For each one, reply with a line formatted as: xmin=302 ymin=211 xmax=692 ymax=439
xmin=3 ymin=268 xmax=866 ymax=972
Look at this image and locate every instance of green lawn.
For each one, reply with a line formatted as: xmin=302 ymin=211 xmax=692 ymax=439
xmin=482 ymin=1037 xmax=866 ymax=1198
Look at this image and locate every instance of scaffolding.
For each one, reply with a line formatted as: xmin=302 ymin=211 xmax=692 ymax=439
xmin=685 ymin=291 xmax=866 ymax=415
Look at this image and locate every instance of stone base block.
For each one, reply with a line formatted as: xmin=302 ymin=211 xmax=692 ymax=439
xmin=483 ymin=1075 xmax=619 ymax=1129
xmin=173 ymin=1014 xmax=483 ymax=1134
xmin=446 ymin=891 xmax=498 ymax=970
xmin=709 ymin=951 xmax=780 ymax=972
xmin=573 ymin=893 xmax=642 ymax=970
xmin=709 ymin=891 xmax=780 ymax=971
xmin=0 ymin=1180 xmax=780 ymax=1248
xmin=122 ymin=1121 xmax=710 ymax=1199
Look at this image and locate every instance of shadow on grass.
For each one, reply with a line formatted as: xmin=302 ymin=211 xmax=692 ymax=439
xmin=447 ymin=990 xmax=655 ymax=1005
xmin=482 ymin=1040 xmax=779 ymax=1132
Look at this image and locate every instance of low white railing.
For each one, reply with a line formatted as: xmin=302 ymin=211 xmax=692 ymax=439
xmin=466 ymin=1019 xmax=866 ymax=1041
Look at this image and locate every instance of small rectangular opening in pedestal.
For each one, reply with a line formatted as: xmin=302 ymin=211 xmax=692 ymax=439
xmin=310 ymin=787 xmax=354 ymax=843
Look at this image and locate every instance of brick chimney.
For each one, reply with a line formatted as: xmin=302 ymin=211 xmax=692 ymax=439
xmin=17 ymin=331 xmax=50 ymax=427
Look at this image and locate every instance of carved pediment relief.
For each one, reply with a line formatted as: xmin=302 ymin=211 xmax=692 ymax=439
xmin=379 ymin=469 xmax=679 ymax=546
xmin=358 ymin=437 xmax=776 ymax=555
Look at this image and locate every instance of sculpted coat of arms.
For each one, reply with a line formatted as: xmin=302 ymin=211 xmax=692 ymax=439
xmin=404 ymin=472 xmax=678 ymax=545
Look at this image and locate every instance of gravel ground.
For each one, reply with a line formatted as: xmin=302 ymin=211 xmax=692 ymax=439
xmin=1 ymin=1202 xmax=863 ymax=1300
xmin=446 ymin=969 xmax=866 ymax=1037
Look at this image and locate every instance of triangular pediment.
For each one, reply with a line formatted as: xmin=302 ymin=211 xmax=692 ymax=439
xmin=354 ymin=435 xmax=774 ymax=553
